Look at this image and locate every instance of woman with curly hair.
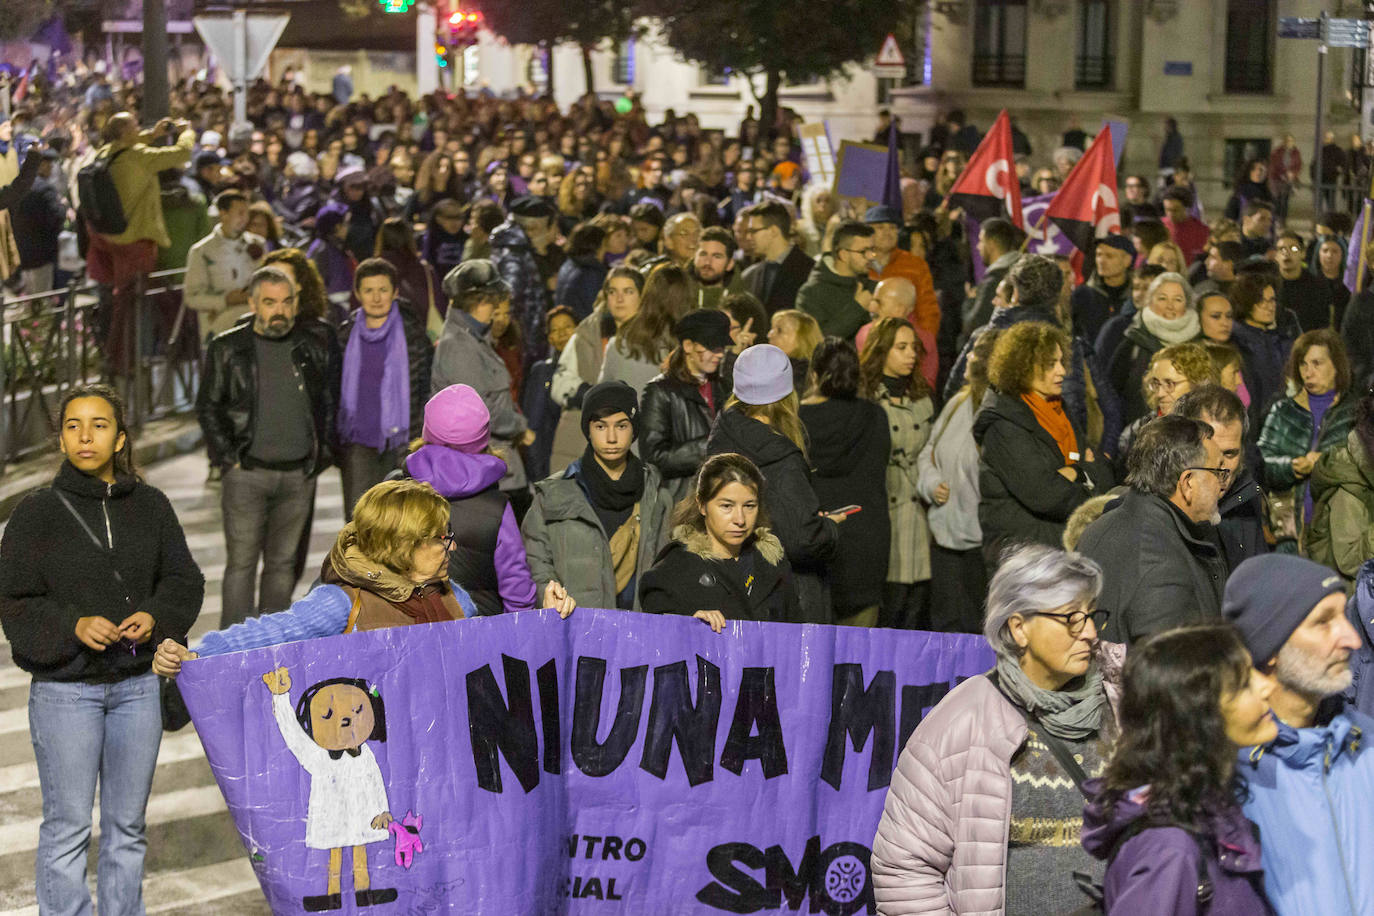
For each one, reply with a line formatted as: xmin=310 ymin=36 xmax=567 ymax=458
xmin=860 ymin=318 xmax=935 ymax=629
xmin=263 ymin=247 xmax=336 ymax=326
xmin=1115 ymin=342 xmax=1218 ymax=465
xmin=974 ymin=321 xmax=1113 ymax=560
xmin=1082 ymin=625 xmax=1277 ymax=914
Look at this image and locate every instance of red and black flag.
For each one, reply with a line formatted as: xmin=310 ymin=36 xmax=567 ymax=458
xmin=946 ymin=109 xmax=1023 ymax=229
xmin=1043 ymin=125 xmax=1122 ymax=253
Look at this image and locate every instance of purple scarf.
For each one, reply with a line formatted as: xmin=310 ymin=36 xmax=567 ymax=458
xmin=339 ymin=305 xmax=410 ymax=452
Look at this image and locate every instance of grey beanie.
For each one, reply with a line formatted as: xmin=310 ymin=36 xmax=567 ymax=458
xmin=1222 ymin=555 xmax=1347 ymax=667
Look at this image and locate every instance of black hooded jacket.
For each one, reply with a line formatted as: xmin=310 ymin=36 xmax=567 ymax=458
xmin=706 ymin=409 xmax=838 ymax=623
xmin=800 ymin=396 xmax=890 ymax=610
xmin=0 ymin=462 xmax=204 ymax=681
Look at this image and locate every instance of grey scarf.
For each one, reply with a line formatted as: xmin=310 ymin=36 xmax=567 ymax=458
xmin=994 ymin=655 xmax=1106 ymax=740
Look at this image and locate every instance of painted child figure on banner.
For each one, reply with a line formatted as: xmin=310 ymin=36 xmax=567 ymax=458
xmin=264 ymin=667 xmax=400 ymax=912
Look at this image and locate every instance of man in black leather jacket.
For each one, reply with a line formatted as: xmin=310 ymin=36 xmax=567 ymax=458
xmin=196 ymin=265 xmax=339 ymax=627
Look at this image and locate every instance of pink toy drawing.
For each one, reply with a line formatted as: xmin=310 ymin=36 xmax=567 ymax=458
xmin=387 ymin=811 xmax=423 ymax=869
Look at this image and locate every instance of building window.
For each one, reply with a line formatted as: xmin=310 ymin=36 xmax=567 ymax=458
xmin=1075 ymin=0 xmax=1112 ymax=89
xmin=1223 ymin=138 xmax=1272 ymax=187
xmin=972 ymin=0 xmax=1027 ymax=88
xmin=612 ymin=39 xmax=634 ymax=86
xmin=1224 ymin=0 xmax=1274 ymax=94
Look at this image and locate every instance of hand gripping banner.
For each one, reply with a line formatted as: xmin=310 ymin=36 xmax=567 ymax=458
xmin=179 ymin=609 xmax=994 ymax=914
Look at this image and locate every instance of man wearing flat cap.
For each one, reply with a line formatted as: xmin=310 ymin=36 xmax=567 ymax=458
xmin=1223 ymin=554 xmax=1374 ymax=916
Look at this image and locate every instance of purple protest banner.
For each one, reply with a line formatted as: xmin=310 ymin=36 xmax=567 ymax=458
xmin=178 ymin=609 xmax=994 ymax=914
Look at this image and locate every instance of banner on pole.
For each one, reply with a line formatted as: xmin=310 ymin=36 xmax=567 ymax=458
xmin=179 ymin=610 xmax=994 ymax=914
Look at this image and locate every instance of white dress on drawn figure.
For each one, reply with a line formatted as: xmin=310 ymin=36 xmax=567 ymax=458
xmin=272 ymin=692 xmax=391 ymax=850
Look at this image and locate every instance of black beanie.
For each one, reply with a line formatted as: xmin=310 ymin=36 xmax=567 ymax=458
xmin=1222 ymin=555 xmax=1347 ymax=667
xmin=580 ymin=380 xmax=639 ymax=441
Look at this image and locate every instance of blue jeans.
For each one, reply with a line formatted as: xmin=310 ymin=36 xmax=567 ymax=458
xmin=29 ymin=672 xmax=162 ymax=916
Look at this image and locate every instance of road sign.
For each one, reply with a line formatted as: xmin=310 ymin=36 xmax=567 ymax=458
xmin=1326 ymin=18 xmax=1371 ymax=48
xmin=873 ymin=33 xmax=905 ymax=79
xmin=1278 ymin=17 xmax=1321 ymax=39
xmin=1278 ymin=15 xmax=1371 ymax=46
xmin=194 ymin=11 xmax=289 ymax=128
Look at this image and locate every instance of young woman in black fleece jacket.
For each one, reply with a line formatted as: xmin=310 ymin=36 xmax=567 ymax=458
xmin=0 ymin=384 xmax=204 ymax=914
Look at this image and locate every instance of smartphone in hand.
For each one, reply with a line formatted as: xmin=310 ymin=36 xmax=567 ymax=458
xmin=826 ymin=505 xmax=862 ymax=516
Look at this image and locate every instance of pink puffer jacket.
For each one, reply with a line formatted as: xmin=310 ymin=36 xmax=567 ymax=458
xmin=871 ymin=674 xmax=1026 ymax=915
xmin=871 ymin=642 xmax=1126 ymax=916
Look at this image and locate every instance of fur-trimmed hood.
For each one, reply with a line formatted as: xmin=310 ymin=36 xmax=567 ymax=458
xmin=670 ymin=523 xmax=785 ymax=566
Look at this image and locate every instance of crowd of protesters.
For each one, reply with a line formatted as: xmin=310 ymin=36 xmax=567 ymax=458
xmin=3 ymin=62 xmax=1374 ymax=914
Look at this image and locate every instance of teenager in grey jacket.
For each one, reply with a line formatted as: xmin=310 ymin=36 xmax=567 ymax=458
xmin=521 ymin=381 xmax=671 ymax=611
xmin=432 ymin=260 xmax=532 ymax=494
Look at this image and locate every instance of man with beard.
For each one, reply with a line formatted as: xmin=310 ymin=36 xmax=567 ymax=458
xmin=690 ymin=226 xmax=746 ymax=309
xmin=196 ymin=267 xmax=339 ymax=627
xmin=1224 ymin=556 xmax=1372 ymax=916
xmin=1172 ymin=385 xmax=1268 ymax=572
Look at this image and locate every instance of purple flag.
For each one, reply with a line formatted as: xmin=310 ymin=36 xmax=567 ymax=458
xmin=179 ymin=609 xmax=994 ymax=913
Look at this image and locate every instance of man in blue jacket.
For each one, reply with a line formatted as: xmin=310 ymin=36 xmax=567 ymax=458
xmin=1224 ymin=555 xmax=1372 ymax=916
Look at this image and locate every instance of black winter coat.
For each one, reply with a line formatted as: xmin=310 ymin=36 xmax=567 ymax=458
xmin=1107 ymin=323 xmax=1165 ymax=426
xmin=1343 ymin=291 xmax=1374 ymax=388
xmin=338 ymin=306 xmax=433 ymax=444
xmin=641 ymin=371 xmax=725 ymax=505
xmin=0 ymin=462 xmax=205 ymax=681
xmin=1076 ymin=489 xmax=1227 ymax=644
xmin=707 ymin=409 xmax=838 ymax=623
xmin=11 ymin=179 xmax=65 ymax=269
xmin=640 ymin=526 xmax=799 ymax=623
xmin=1216 ymin=466 xmax=1270 ymax=573
xmin=740 ymin=246 xmax=815 ymax=317
xmin=973 ymin=389 xmax=1112 ymax=556
xmin=800 ymin=397 xmax=891 ymax=611
xmin=196 ymin=321 xmax=340 ymax=476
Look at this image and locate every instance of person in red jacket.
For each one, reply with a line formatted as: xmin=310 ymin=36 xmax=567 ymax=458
xmin=863 ymin=205 xmax=940 ymax=339
xmin=1161 ymin=186 xmax=1210 ymax=265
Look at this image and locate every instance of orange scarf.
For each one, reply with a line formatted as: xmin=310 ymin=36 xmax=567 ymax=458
xmin=1022 ymin=392 xmax=1078 ymax=464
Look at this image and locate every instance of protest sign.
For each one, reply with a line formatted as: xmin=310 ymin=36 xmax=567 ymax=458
xmin=180 ymin=609 xmax=993 ymax=914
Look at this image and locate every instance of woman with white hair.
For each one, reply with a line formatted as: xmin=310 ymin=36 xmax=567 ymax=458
xmin=276 ymin=150 xmax=326 ymax=228
xmin=872 ymin=543 xmax=1117 ymax=915
xmin=1107 ymin=270 xmax=1199 ymax=426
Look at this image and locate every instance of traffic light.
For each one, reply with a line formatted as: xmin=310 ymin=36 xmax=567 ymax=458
xmin=447 ymin=9 xmax=483 ymax=46
xmin=379 ymin=0 xmax=414 ymax=12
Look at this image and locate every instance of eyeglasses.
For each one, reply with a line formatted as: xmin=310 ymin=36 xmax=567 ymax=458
xmin=841 ymin=246 xmax=878 ymax=256
xmin=439 ymin=529 xmax=458 ymax=551
xmin=1187 ymin=466 xmax=1233 ymax=487
xmin=1024 ymin=608 xmax=1110 ymax=636
xmin=744 ymin=224 xmax=768 ymax=235
xmin=1147 ymin=377 xmax=1185 ymax=393
xmin=1279 ymin=244 xmax=1303 ymax=254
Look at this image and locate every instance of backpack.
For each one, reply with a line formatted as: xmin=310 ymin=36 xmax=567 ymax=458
xmin=77 ymin=147 xmax=129 ymax=235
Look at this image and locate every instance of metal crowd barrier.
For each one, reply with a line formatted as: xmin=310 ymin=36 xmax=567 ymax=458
xmin=0 ymin=268 xmax=196 ymax=469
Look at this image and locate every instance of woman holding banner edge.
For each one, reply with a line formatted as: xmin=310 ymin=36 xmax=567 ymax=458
xmin=152 ymin=479 xmax=576 ymax=679
xmin=640 ymin=452 xmax=800 ymax=628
